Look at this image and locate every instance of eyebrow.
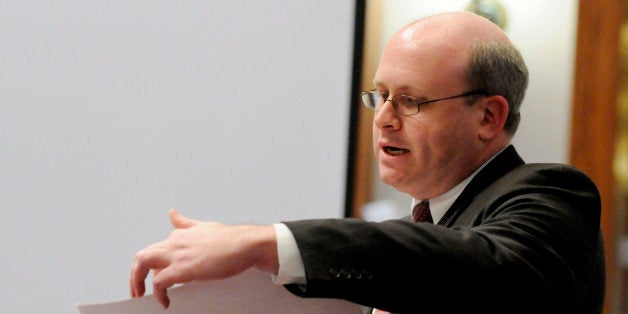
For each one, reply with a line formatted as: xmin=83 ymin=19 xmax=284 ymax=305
xmin=372 ymin=82 xmax=428 ymax=99
xmin=373 ymin=81 xmax=412 ymax=92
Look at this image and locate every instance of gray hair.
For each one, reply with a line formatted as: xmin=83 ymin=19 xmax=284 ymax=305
xmin=467 ymin=41 xmax=529 ymax=134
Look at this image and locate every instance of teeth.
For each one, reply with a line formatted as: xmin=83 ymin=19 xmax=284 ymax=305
xmin=385 ymin=147 xmax=408 ymax=155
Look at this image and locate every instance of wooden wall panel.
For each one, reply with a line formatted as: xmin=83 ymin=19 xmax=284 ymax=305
xmin=570 ymin=0 xmax=622 ymax=312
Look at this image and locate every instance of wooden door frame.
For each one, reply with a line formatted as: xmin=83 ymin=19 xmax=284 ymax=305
xmin=570 ymin=1 xmax=622 ymax=312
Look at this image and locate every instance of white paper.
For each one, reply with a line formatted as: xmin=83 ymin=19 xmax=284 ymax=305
xmin=76 ymin=268 xmax=362 ymax=314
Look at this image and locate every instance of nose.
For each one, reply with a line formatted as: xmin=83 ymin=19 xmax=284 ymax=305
xmin=373 ymin=99 xmax=401 ymax=130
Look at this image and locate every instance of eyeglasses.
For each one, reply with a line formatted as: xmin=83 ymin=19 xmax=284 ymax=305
xmin=360 ymin=89 xmax=489 ymax=116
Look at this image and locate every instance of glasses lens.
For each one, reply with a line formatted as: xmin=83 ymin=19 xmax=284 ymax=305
xmin=393 ymin=95 xmax=419 ymax=115
xmin=361 ymin=91 xmax=379 ymax=110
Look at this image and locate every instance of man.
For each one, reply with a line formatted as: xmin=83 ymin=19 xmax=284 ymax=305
xmin=130 ymin=11 xmax=605 ymax=313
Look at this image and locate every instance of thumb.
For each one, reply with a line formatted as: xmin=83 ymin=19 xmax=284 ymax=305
xmin=168 ymin=208 xmax=199 ymax=229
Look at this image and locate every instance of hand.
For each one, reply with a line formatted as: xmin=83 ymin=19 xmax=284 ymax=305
xmin=129 ymin=209 xmax=278 ymax=308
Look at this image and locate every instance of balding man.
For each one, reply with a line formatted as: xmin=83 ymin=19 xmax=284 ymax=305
xmin=130 ymin=11 xmax=605 ymax=313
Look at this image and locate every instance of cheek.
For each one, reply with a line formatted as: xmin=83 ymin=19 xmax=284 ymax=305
xmin=412 ymin=112 xmax=472 ymax=147
xmin=371 ymin=125 xmax=379 ymax=157
xmin=436 ymin=115 xmax=479 ymax=149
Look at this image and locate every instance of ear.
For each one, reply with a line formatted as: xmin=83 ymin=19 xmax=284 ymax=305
xmin=477 ymin=95 xmax=509 ymax=141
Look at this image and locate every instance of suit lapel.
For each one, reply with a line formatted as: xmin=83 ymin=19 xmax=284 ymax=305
xmin=438 ymin=145 xmax=525 ymax=227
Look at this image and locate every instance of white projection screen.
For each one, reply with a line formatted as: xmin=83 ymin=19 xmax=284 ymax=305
xmin=0 ymin=1 xmax=359 ymax=312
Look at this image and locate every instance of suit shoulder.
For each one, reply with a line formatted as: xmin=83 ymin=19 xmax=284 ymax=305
xmin=504 ymin=163 xmax=600 ymax=198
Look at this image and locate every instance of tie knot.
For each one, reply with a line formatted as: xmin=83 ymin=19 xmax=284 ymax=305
xmin=412 ymin=200 xmax=432 ymax=223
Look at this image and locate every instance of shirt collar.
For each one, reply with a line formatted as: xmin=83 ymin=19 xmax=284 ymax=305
xmin=411 ymin=147 xmax=507 ymax=224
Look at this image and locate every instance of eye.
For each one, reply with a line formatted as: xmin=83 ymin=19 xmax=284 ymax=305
xmin=406 ymin=96 xmax=420 ymax=106
xmin=378 ymin=91 xmax=389 ymax=100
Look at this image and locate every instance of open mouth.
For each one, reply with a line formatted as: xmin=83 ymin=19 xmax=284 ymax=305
xmin=384 ymin=146 xmax=409 ymax=156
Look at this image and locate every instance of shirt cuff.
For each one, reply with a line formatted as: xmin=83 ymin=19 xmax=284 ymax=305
xmin=271 ymin=223 xmax=306 ymax=285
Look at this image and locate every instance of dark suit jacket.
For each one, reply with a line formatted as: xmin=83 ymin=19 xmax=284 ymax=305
xmin=283 ymin=145 xmax=605 ymax=313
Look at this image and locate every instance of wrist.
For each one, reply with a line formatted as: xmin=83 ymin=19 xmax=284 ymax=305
xmin=247 ymin=225 xmax=279 ymax=274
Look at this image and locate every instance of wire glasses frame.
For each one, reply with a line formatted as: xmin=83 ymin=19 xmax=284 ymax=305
xmin=360 ymin=89 xmax=489 ymax=116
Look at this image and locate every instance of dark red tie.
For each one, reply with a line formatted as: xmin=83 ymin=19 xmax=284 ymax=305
xmin=412 ymin=200 xmax=432 ymax=223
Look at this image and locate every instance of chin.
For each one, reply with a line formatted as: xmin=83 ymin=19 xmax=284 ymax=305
xmin=378 ymin=165 xmax=421 ymax=195
xmin=379 ymin=168 xmax=406 ymax=189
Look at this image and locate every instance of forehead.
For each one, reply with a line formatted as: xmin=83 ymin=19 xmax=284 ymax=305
xmin=373 ymin=38 xmax=469 ymax=95
xmin=373 ymin=16 xmax=476 ymax=91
